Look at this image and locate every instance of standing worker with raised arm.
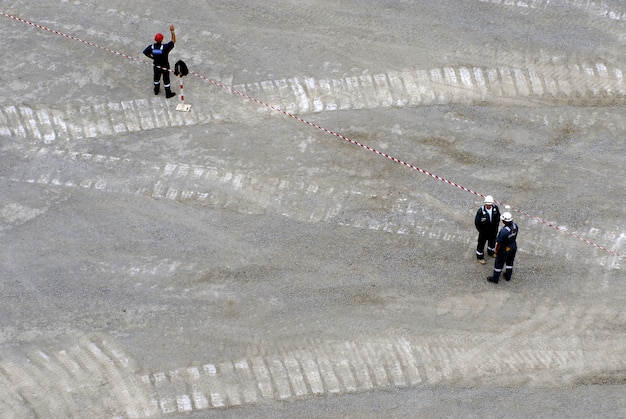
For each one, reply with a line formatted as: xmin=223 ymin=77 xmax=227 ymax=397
xmin=143 ymin=24 xmax=177 ymax=98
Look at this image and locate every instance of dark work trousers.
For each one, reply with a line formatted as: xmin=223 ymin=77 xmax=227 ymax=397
xmin=492 ymin=248 xmax=517 ymax=281
xmin=153 ymin=67 xmax=171 ymax=88
xmin=476 ymin=230 xmax=497 ymax=260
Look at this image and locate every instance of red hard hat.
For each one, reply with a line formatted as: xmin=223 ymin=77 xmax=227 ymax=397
xmin=154 ymin=33 xmax=164 ymax=42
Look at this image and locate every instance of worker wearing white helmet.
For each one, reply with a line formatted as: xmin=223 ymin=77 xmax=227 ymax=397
xmin=488 ymin=211 xmax=519 ymax=284
xmin=474 ymin=195 xmax=501 ymax=264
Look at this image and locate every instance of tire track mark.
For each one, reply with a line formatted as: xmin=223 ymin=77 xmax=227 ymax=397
xmin=478 ymin=0 xmax=626 ymax=22
xmin=137 ymin=302 xmax=625 ymax=414
xmin=3 ymin=143 xmax=624 ymax=268
xmin=0 ymin=334 xmax=153 ymax=418
xmin=0 ymin=366 xmax=33 ymax=418
xmin=3 ymin=61 xmax=626 ymax=147
xmin=2 ymin=300 xmax=624 ymax=415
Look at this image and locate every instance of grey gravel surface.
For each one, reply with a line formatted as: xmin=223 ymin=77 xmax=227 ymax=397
xmin=1 ymin=1 xmax=625 ymax=418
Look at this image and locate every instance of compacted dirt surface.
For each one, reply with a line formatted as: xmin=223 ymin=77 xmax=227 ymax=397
xmin=1 ymin=1 xmax=625 ymax=417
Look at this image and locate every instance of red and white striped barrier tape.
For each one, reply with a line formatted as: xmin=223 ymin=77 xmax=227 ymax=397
xmin=2 ymin=12 xmax=624 ymax=261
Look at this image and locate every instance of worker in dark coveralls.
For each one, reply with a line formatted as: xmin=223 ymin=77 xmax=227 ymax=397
xmin=487 ymin=211 xmax=519 ymax=284
xmin=143 ymin=24 xmax=177 ymax=98
xmin=474 ymin=195 xmax=500 ymax=264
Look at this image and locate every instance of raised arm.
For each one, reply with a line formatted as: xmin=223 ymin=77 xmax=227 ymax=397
xmin=170 ymin=24 xmax=176 ymax=44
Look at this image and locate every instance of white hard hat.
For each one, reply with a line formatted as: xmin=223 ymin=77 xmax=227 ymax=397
xmin=484 ymin=195 xmax=494 ymax=204
xmin=501 ymin=212 xmax=513 ymax=222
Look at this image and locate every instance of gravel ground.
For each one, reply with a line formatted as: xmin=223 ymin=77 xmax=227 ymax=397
xmin=1 ymin=1 xmax=625 ymax=417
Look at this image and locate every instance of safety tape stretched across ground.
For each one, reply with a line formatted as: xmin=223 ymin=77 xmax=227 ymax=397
xmin=1 ymin=12 xmax=624 ymax=261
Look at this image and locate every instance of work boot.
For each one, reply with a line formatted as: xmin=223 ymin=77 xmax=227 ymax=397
xmin=154 ymin=84 xmax=160 ymax=95
xmin=477 ymin=259 xmax=486 ymax=265
xmin=165 ymin=88 xmax=176 ymax=98
xmin=487 ymin=276 xmax=498 ymax=284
